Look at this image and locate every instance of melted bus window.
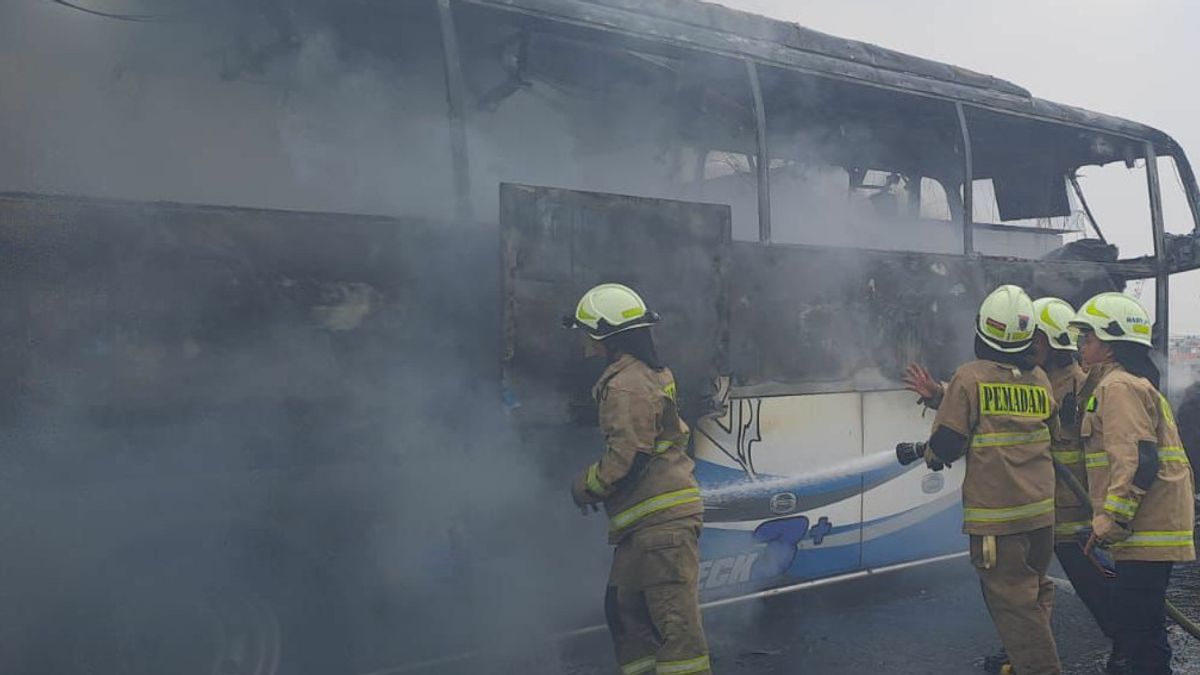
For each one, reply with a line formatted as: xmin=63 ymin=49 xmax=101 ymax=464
xmin=965 ymin=107 xmax=1154 ymax=260
xmin=452 ymin=3 xmax=761 ymax=236
xmin=757 ymin=65 xmax=966 ymax=253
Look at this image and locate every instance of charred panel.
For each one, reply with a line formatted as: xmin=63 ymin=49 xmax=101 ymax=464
xmin=726 ymin=243 xmax=1126 ymax=391
xmin=500 ymin=183 xmax=729 ymax=426
xmin=0 ymin=193 xmax=500 ymax=481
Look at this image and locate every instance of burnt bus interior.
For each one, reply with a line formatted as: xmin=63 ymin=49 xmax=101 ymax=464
xmin=444 ymin=0 xmax=1200 ymax=405
xmin=2 ymin=1 xmax=1200 ymax=673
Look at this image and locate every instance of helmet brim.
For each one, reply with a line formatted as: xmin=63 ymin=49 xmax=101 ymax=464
xmin=976 ymin=326 xmax=1033 ymax=353
xmin=562 ymin=311 xmax=661 ymax=339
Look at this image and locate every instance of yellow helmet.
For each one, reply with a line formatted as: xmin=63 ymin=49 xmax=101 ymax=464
xmin=563 ymin=283 xmax=660 ymax=339
xmin=1068 ymin=292 xmax=1153 ymax=347
xmin=1032 ymin=297 xmax=1078 ymax=352
xmin=976 ymin=284 xmax=1035 ymax=353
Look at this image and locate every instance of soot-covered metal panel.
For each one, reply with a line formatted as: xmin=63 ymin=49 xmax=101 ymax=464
xmin=727 ymin=244 xmax=985 ymax=391
xmin=726 ymin=243 xmax=1126 ymax=392
xmin=0 ymin=193 xmax=502 ymax=480
xmin=500 ymin=183 xmax=729 ymax=425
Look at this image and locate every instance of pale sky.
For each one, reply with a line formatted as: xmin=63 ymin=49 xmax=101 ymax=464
xmin=716 ymin=0 xmax=1200 ymax=334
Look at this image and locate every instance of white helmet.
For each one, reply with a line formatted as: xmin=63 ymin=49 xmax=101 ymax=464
xmin=976 ymin=284 xmax=1035 ymax=353
xmin=1032 ymin=297 xmax=1078 ymax=352
xmin=1068 ymin=292 xmax=1153 ymax=347
xmin=564 ymin=283 xmax=660 ymax=339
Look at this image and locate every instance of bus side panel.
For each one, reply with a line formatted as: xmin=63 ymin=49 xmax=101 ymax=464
xmin=693 ymin=393 xmax=866 ymax=598
xmin=861 ymin=390 xmax=966 ymax=567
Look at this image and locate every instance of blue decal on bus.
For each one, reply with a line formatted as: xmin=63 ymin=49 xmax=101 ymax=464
xmin=750 ymin=515 xmax=834 ymax=580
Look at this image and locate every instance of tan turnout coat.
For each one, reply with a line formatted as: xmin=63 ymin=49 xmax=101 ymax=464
xmin=1081 ymin=362 xmax=1196 ymax=562
xmin=933 ymin=359 xmax=1057 ymax=536
xmin=572 ymin=354 xmax=703 ymax=544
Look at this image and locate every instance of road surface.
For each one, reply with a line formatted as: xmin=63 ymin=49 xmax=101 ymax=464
xmin=380 ymin=552 xmax=1199 ymax=675
xmin=556 ymin=556 xmax=1199 ymax=675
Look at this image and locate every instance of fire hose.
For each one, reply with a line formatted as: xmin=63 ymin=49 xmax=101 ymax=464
xmin=1051 ymin=460 xmax=1200 ymax=641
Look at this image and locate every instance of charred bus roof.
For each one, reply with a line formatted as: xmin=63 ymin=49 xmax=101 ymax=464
xmin=465 ymin=0 xmax=1180 ymax=154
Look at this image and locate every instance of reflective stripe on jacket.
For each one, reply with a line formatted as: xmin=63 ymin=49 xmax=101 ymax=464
xmin=1046 ymin=361 xmax=1092 ymax=542
xmin=573 ymin=354 xmax=703 ymax=544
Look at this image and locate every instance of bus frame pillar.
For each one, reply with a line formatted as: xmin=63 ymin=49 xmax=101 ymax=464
xmin=438 ymin=0 xmax=474 ymax=223
xmin=745 ymin=58 xmax=772 ymax=243
xmin=1144 ymin=142 xmax=1170 ymax=390
xmin=956 ymin=102 xmax=975 ymax=256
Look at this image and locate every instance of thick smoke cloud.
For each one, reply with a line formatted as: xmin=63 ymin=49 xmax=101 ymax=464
xmin=0 ymin=2 xmax=608 ymax=673
xmin=3 ymin=2 xmax=1194 ymax=673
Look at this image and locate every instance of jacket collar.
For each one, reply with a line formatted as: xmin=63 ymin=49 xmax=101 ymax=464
xmin=1081 ymin=360 xmax=1122 ymax=404
xmin=592 ymin=353 xmax=639 ymax=401
xmin=1085 ymin=360 xmax=1123 ymax=382
xmin=1046 ymin=360 xmax=1085 ymax=381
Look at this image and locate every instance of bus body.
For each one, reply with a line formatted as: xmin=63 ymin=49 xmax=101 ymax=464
xmin=2 ymin=0 xmax=1199 ymax=673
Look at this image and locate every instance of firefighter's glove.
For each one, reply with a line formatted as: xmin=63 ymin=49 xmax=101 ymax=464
xmin=923 ymin=446 xmax=950 ymax=472
xmin=571 ymin=475 xmax=601 ymax=514
xmin=1091 ymin=512 xmax=1131 ymax=547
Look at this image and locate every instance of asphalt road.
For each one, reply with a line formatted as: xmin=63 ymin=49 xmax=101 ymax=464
xmin=383 ymin=553 xmax=1200 ymax=675
xmin=554 ymin=556 xmax=1199 ymax=675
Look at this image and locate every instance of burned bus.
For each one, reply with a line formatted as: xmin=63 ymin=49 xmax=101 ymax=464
xmin=1 ymin=0 xmax=1199 ymax=673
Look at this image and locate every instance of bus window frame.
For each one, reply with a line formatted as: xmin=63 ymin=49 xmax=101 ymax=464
xmin=440 ymin=0 xmax=1200 ymax=329
xmin=1146 ymin=141 xmax=1170 ymax=382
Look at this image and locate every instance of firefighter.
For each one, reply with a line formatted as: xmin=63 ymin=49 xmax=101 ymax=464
xmin=1069 ymin=292 xmax=1196 ymax=675
xmin=921 ymin=284 xmax=1062 ymax=675
xmin=904 ymin=297 xmax=1121 ymax=673
xmin=1033 ymin=297 xmax=1125 ymax=672
xmin=564 ymin=283 xmax=711 ymax=675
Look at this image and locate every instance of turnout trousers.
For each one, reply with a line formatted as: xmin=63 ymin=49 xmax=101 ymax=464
xmin=606 ymin=515 xmax=710 ymax=675
xmin=1054 ymin=542 xmax=1117 ymax=639
xmin=1112 ymin=560 xmax=1174 ymax=675
xmin=971 ymin=527 xmax=1062 ymax=675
